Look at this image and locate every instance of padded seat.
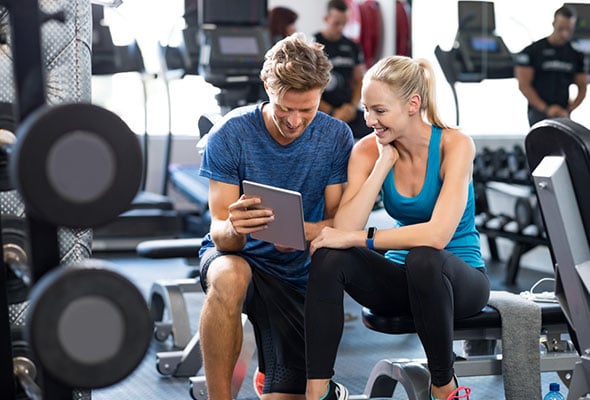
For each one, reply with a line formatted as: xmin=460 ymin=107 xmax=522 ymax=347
xmin=363 ymin=301 xmax=566 ymax=336
xmin=358 ymin=296 xmax=576 ymax=400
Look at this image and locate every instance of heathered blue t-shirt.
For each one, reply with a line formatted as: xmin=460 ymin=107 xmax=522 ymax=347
xmin=382 ymin=126 xmax=485 ymax=270
xmin=199 ymin=103 xmax=354 ymax=290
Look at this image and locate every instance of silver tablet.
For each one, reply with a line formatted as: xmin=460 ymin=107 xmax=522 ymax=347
xmin=242 ymin=180 xmax=306 ymax=251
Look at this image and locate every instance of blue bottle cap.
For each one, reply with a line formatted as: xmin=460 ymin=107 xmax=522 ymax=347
xmin=549 ymin=382 xmax=560 ymax=391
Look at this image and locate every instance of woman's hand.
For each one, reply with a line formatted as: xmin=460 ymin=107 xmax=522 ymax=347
xmin=309 ymin=226 xmax=361 ymax=256
xmin=376 ymin=139 xmax=399 ymax=168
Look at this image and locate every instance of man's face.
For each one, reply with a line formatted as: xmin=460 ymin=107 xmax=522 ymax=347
xmin=552 ymin=15 xmax=576 ymax=46
xmin=266 ymin=88 xmax=322 ymax=145
xmin=324 ymin=9 xmax=348 ymax=40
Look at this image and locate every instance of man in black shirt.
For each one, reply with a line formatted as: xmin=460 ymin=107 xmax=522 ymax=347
xmin=314 ymin=0 xmax=372 ymax=138
xmin=515 ymin=5 xmax=587 ymax=126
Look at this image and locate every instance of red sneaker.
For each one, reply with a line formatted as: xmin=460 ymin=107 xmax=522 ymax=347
xmin=253 ymin=367 xmax=265 ymax=398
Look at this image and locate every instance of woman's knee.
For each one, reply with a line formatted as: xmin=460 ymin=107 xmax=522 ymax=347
xmin=406 ymin=246 xmax=442 ymax=275
xmin=309 ymin=248 xmax=352 ymax=281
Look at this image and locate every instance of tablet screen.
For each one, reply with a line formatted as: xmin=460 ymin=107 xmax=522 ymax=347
xmin=242 ymin=180 xmax=306 ymax=251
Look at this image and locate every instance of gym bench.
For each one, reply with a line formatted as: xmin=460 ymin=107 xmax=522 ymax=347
xmin=140 ymin=230 xmax=578 ymax=400
xmin=358 ymin=291 xmax=577 ymax=400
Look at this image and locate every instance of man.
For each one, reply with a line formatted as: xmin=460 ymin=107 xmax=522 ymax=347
xmin=515 ymin=5 xmax=587 ymax=126
xmin=197 ymin=33 xmax=354 ymax=400
xmin=314 ymin=0 xmax=371 ymax=139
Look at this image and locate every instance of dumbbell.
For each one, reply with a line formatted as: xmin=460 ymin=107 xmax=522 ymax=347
xmin=485 ymin=214 xmax=512 ymax=230
xmin=492 ymin=148 xmax=511 ymax=180
xmin=473 ymin=147 xmax=494 ymax=182
xmin=473 ymin=182 xmax=489 ymax=215
xmin=514 ymin=197 xmax=533 ymax=232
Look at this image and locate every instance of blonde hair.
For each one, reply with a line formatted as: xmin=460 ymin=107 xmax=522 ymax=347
xmin=260 ymin=33 xmax=332 ymax=98
xmin=364 ymin=56 xmax=449 ymax=129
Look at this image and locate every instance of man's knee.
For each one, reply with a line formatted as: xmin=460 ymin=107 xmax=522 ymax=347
xmin=205 ymin=255 xmax=252 ymax=308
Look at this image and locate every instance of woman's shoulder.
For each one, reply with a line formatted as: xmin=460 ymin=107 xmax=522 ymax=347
xmin=440 ymin=127 xmax=475 ymax=155
xmin=352 ymin=133 xmax=379 ymax=158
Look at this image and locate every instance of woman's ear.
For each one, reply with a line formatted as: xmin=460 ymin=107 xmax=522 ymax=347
xmin=407 ymin=93 xmax=421 ymax=116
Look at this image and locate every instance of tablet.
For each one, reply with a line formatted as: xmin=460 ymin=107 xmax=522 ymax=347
xmin=242 ymin=180 xmax=306 ymax=250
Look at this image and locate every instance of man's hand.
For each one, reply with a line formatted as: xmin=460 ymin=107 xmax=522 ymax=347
xmin=228 ymin=195 xmax=275 ymax=235
xmin=546 ymin=104 xmax=569 ymax=118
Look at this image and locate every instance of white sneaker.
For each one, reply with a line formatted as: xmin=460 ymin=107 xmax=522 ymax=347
xmin=321 ymin=380 xmax=349 ymax=400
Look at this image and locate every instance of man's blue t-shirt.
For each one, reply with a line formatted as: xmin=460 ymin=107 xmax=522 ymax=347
xmin=199 ymin=103 xmax=354 ymax=290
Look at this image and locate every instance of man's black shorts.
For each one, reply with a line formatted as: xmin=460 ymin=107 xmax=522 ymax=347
xmin=200 ymin=247 xmax=307 ymax=394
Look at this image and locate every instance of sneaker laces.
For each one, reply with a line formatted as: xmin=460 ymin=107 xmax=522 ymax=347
xmin=447 ymin=386 xmax=471 ymax=399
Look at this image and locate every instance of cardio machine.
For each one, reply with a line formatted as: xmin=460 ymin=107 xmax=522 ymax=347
xmin=435 ymin=1 xmax=514 ymax=125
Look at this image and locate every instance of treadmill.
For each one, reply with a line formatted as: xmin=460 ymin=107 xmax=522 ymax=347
xmin=90 ymin=4 xmax=182 ymax=251
xmin=435 ymin=1 xmax=515 ymax=124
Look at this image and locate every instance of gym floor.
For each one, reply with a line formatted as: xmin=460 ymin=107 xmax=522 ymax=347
xmin=90 ymin=208 xmax=567 ymax=400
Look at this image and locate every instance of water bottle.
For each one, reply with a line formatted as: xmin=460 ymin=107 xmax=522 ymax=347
xmin=543 ymin=382 xmax=565 ymax=400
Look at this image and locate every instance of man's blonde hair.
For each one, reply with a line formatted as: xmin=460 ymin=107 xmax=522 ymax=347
xmin=260 ymin=33 xmax=332 ymax=98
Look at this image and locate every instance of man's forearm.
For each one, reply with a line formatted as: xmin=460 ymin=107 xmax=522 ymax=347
xmin=211 ymin=219 xmax=247 ymax=252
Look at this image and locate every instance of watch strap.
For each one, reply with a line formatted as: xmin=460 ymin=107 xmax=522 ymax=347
xmin=366 ymin=227 xmax=377 ymax=250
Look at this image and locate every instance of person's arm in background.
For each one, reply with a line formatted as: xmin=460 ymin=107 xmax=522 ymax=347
xmin=515 ymin=65 xmax=552 ymax=114
xmin=568 ymin=71 xmax=588 ymax=114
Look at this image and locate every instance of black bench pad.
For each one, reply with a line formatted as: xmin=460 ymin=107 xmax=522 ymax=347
xmin=362 ymin=301 xmax=565 ymax=335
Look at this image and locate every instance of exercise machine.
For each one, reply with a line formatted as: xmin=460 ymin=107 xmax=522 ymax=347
xmin=435 ymin=1 xmax=514 ymax=124
xmin=526 ymin=118 xmax=590 ymax=399
xmin=90 ymin=3 xmax=183 ymax=251
xmin=197 ymin=0 xmax=270 ymax=113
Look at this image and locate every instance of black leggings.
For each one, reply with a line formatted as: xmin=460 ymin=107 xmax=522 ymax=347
xmin=305 ymin=246 xmax=490 ymax=386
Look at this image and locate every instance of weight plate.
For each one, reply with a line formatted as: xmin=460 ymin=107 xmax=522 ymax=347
xmin=26 ymin=259 xmax=152 ymax=389
xmin=10 ymin=103 xmax=142 ymax=228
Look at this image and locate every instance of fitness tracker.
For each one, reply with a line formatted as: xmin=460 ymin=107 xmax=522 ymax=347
xmin=366 ymin=227 xmax=377 ymax=250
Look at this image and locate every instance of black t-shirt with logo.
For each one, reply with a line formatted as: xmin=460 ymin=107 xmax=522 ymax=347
xmin=314 ymin=32 xmax=364 ymax=108
xmin=515 ymin=38 xmax=585 ymax=109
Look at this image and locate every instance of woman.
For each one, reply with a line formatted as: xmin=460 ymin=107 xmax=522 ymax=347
xmin=268 ymin=6 xmax=298 ymax=44
xmin=305 ymin=56 xmax=489 ymax=400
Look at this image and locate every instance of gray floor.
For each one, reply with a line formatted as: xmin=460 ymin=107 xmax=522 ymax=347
xmin=90 ymin=231 xmax=569 ymax=400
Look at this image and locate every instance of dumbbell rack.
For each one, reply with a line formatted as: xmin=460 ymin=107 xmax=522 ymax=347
xmin=473 ymin=146 xmax=548 ymax=285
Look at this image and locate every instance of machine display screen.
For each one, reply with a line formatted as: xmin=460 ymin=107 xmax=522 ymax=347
xmin=458 ymin=1 xmax=495 ymax=31
xmin=218 ymin=36 xmax=260 ymax=55
xmin=202 ymin=0 xmax=267 ymax=25
xmin=470 ymin=36 xmax=499 ymax=52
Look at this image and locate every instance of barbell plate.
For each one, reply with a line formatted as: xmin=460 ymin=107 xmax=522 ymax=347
xmin=10 ymin=103 xmax=142 ymax=228
xmin=26 ymin=259 xmax=152 ymax=389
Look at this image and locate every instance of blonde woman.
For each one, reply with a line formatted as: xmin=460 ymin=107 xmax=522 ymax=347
xmin=305 ymin=56 xmax=489 ymax=400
